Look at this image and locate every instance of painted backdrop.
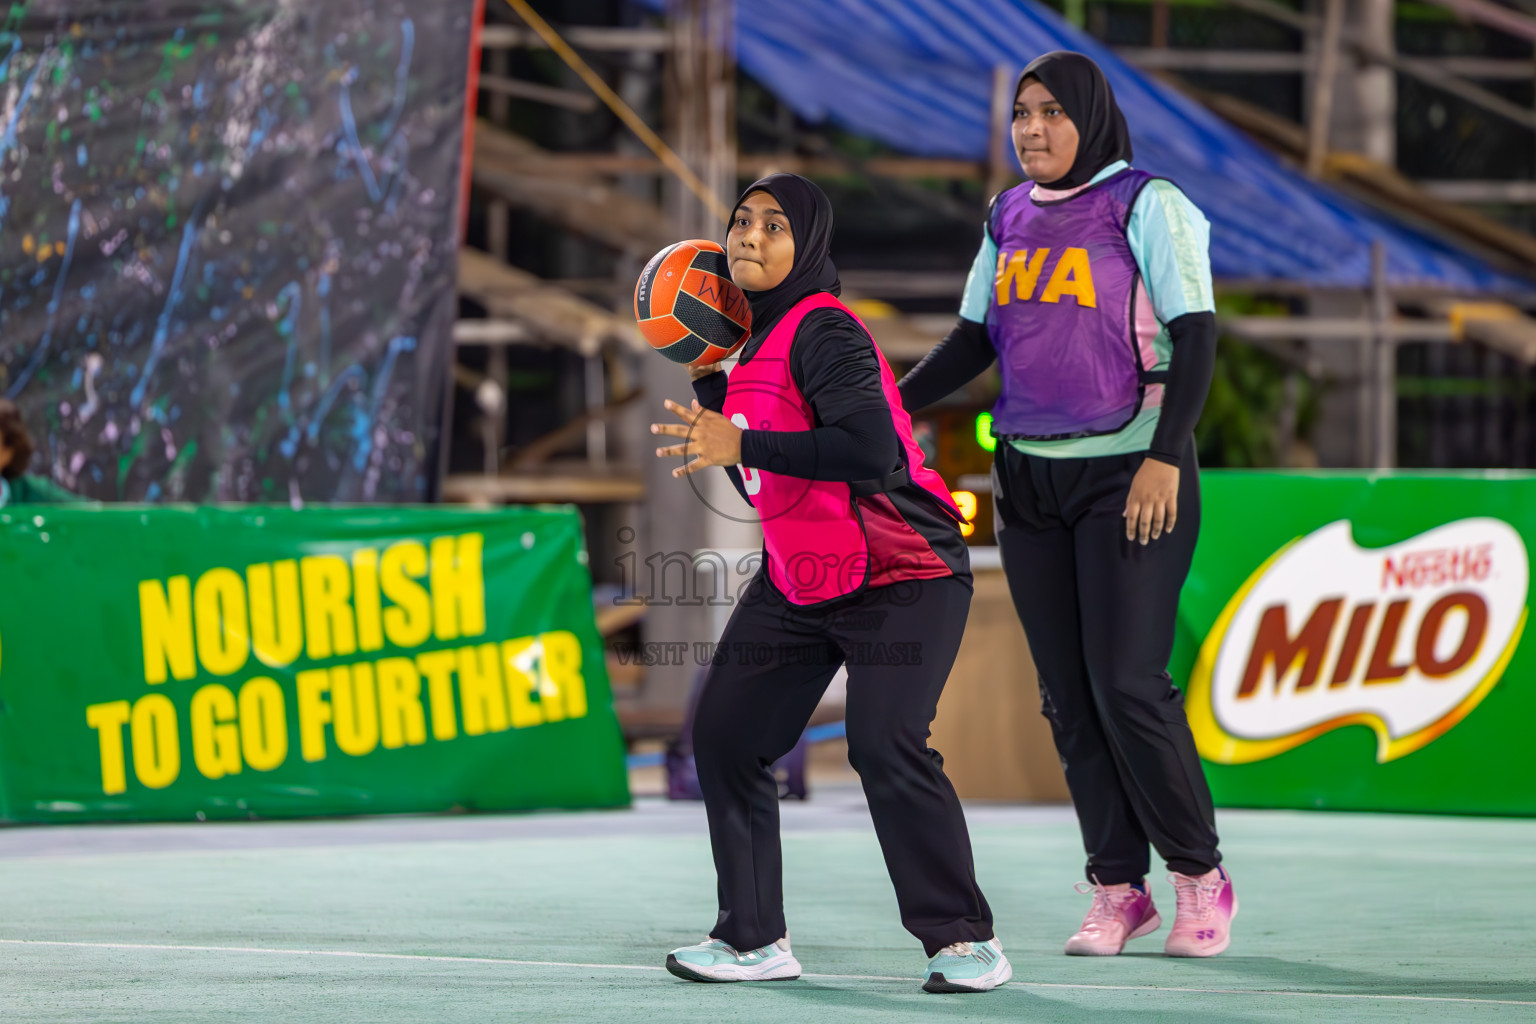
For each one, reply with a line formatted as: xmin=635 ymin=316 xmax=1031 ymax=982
xmin=0 ymin=0 xmax=474 ymax=502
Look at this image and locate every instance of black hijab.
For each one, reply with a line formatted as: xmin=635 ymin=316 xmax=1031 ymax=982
xmin=1017 ymin=51 xmax=1133 ymax=191
xmin=728 ymin=172 xmax=841 ymax=353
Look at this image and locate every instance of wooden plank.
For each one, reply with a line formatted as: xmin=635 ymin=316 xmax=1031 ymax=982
xmin=1421 ymin=0 xmax=1536 ymax=43
xmin=841 ymin=304 xmax=953 ymax=362
xmin=454 ymin=257 xmax=951 ymax=368
xmin=472 ymin=121 xmax=674 ymax=252
xmin=458 ymin=248 xmax=645 ymax=354
xmin=1120 ymin=47 xmax=1536 ymax=79
xmin=1184 ymin=86 xmax=1536 ymax=273
xmin=986 ymin=64 xmax=1016 ymax=200
xmin=1222 ymin=316 xmax=1456 ymax=342
xmin=492 ymin=152 xmax=664 ymax=175
xmin=1326 ymin=152 xmax=1536 ymax=270
xmin=470 ymin=162 xmax=671 ymax=252
xmin=1420 ymin=181 xmax=1536 ymax=204
xmin=442 ymin=473 xmax=646 ymax=504
xmin=1124 ymin=47 xmax=1308 ymax=72
xmin=1371 ymin=242 xmax=1395 ymax=469
xmin=1307 ymin=0 xmax=1345 ymax=179
xmin=507 ymin=149 xmax=986 ymax=182
xmin=596 ymin=603 xmax=647 ymax=637
xmin=1225 ymin=0 xmax=1536 ymax=130
xmin=1460 ymin=315 xmax=1536 ymax=365
xmin=477 ymin=74 xmax=598 ymax=112
xmin=1416 ymin=56 xmax=1536 ymax=80
xmin=469 ymin=127 xmax=970 ymax=368
xmin=1419 ymin=299 xmax=1536 ymax=364
xmin=453 ymin=319 xmax=533 ymax=345
xmin=1151 ymin=0 xmax=1171 ymax=48
xmin=479 ymin=24 xmax=671 ymax=51
xmin=506 ymin=390 xmax=644 ymax=470
xmin=738 ymin=153 xmax=986 ymax=182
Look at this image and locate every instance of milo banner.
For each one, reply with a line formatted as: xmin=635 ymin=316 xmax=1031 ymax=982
xmin=1174 ymin=472 xmax=1534 ymax=816
xmin=0 ymin=506 xmax=629 ymax=823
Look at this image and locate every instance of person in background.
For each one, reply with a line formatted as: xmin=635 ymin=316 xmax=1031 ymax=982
xmin=0 ymin=399 xmax=84 ymax=506
xmin=900 ymin=51 xmax=1233 ymax=958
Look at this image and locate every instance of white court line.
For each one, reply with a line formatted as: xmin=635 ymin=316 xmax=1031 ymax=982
xmin=2 ymin=939 xmax=1534 ymax=1008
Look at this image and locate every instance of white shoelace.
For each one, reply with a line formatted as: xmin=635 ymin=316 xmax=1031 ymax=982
xmin=699 ymin=934 xmax=790 ymax=958
xmin=935 ymin=939 xmax=1000 ymax=959
xmin=1169 ymin=871 xmax=1221 ymax=922
xmin=1075 ymin=879 xmax=1144 ymax=924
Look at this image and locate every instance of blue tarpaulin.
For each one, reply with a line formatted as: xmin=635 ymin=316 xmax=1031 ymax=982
xmin=642 ymin=0 xmax=1529 ymax=293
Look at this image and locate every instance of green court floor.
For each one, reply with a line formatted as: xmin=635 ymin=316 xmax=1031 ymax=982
xmin=1 ymin=792 xmax=1532 ymax=1023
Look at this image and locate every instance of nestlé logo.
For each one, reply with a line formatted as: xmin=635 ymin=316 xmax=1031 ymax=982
xmin=1187 ymin=519 xmax=1528 ymax=764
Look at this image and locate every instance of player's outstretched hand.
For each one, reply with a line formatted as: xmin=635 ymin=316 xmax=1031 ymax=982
xmin=652 ymin=399 xmax=743 ymax=478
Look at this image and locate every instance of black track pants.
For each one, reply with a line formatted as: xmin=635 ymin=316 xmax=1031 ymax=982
xmin=993 ymin=440 xmax=1221 ymax=883
xmin=691 ymin=572 xmax=994 ymax=957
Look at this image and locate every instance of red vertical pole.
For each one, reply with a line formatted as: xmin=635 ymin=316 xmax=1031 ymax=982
xmin=459 ymin=0 xmax=488 ymax=242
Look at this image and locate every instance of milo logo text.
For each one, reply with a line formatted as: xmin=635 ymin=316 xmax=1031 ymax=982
xmin=994 ymin=247 xmax=1097 ymax=308
xmin=1187 ymin=519 xmax=1528 ymax=764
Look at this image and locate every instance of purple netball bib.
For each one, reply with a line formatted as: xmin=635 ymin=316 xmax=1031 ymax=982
xmin=985 ymin=168 xmax=1158 ymax=440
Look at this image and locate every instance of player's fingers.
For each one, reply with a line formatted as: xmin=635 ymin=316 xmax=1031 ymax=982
xmin=654 ymin=442 xmax=693 ymax=458
xmin=1150 ymin=501 xmax=1167 ymax=541
xmin=672 ymin=456 xmax=707 ymax=478
xmin=1165 ymin=498 xmax=1178 ymax=535
xmin=1138 ymin=503 xmax=1154 ymax=545
xmin=650 ymin=423 xmax=690 ymax=438
xmin=664 ymin=399 xmax=699 ymax=423
xmin=1124 ymin=498 xmax=1139 ymax=540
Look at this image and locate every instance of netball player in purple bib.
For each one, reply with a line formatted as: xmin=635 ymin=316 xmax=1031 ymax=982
xmin=901 ymin=51 xmax=1235 ymax=958
xmin=650 ymin=173 xmax=1008 ymax=992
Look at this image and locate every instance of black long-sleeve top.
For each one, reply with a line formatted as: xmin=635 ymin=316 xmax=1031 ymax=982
xmin=693 ymin=308 xmax=899 ymax=486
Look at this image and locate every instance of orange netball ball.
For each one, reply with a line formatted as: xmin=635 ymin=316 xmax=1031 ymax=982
xmin=634 ymin=239 xmax=752 ymax=365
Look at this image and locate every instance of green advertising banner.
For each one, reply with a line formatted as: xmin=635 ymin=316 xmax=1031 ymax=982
xmin=0 ymin=506 xmax=629 ymax=823
xmin=1174 ymin=472 xmax=1534 ymax=816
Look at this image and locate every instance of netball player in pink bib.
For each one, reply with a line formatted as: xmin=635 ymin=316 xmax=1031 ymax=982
xmin=650 ymin=173 xmax=1008 ymax=993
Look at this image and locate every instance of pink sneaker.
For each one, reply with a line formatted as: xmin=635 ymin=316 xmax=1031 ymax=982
xmin=1064 ymin=879 xmax=1162 ymax=956
xmin=1164 ymin=867 xmax=1237 ymax=957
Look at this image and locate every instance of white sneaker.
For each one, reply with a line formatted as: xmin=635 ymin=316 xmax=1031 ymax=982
xmin=665 ymin=935 xmax=802 ymax=982
xmin=922 ymin=938 xmax=1012 ymax=993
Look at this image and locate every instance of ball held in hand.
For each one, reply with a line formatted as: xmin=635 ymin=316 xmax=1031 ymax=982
xmin=634 ymin=239 xmax=751 ymax=365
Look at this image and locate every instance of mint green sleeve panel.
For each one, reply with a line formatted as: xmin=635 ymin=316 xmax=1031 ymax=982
xmin=958 ymin=229 xmax=998 ymax=324
xmin=1125 ymin=179 xmax=1214 ymax=324
xmin=1007 ymin=406 xmax=1159 ymax=459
